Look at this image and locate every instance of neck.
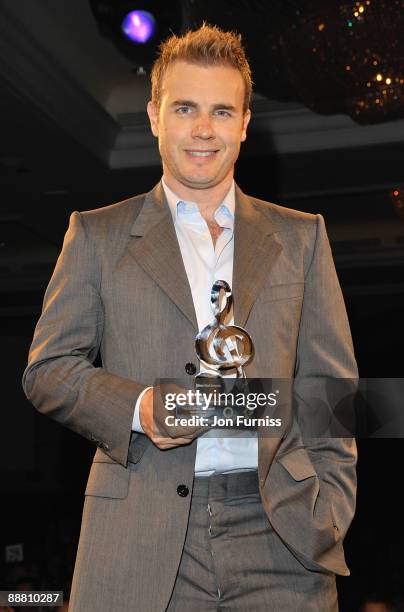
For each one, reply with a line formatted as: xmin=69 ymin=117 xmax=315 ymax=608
xmin=162 ymin=172 xmax=233 ymax=219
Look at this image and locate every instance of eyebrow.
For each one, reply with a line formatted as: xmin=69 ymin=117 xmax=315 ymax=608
xmin=170 ymin=99 xmax=237 ymax=112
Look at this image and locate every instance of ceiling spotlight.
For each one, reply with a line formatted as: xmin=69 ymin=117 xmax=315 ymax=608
xmin=90 ymin=1 xmax=183 ymax=70
xmin=122 ymin=10 xmax=156 ymax=44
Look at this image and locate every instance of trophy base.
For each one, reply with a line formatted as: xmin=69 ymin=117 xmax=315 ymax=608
xmin=194 ymin=372 xmax=225 ymax=395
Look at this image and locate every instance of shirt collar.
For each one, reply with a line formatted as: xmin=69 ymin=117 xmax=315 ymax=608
xmin=161 ymin=177 xmax=235 ymax=229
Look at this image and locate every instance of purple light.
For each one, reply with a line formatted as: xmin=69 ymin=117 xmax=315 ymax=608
xmin=121 ymin=10 xmax=156 ymax=44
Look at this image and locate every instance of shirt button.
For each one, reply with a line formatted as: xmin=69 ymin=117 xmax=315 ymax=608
xmin=177 ymin=484 xmax=189 ymax=497
xmin=185 ymin=362 xmax=197 ymax=375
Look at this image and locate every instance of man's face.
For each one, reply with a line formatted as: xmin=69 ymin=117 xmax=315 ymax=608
xmin=147 ymin=60 xmax=251 ymax=192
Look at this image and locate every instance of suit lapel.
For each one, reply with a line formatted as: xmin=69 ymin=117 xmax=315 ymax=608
xmin=128 ymin=182 xmax=198 ymax=330
xmin=233 ymin=185 xmax=282 ymax=327
xmin=127 ymin=181 xmax=283 ymax=332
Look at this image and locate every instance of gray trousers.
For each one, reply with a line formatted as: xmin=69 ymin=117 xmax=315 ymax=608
xmin=166 ymin=471 xmax=338 ymax=611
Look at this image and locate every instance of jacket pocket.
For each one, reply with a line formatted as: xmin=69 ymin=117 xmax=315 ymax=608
xmin=276 ymin=447 xmax=317 ymax=481
xmin=260 ymin=282 xmax=304 ymax=304
xmin=85 ymin=461 xmax=130 ymax=499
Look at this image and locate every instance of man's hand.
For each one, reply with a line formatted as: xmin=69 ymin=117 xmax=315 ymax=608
xmin=139 ymin=386 xmax=209 ymax=449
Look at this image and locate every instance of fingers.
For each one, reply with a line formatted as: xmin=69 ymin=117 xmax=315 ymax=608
xmin=142 ymin=384 xmax=211 ymax=445
xmin=150 ymin=435 xmax=193 ymax=449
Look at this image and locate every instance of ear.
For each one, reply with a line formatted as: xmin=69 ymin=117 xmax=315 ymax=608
xmin=147 ymin=101 xmax=159 ymax=137
xmin=241 ymin=108 xmax=251 ymax=142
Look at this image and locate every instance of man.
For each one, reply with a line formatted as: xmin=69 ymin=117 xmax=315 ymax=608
xmin=23 ymin=25 xmax=358 ymax=611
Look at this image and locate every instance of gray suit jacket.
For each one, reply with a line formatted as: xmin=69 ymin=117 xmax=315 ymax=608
xmin=23 ymin=182 xmax=358 ymax=612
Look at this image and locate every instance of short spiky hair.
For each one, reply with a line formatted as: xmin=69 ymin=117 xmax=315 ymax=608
xmin=150 ymin=23 xmax=252 ymax=112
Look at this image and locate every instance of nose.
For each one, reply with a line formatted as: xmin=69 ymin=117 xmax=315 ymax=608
xmin=191 ymin=114 xmax=215 ymax=139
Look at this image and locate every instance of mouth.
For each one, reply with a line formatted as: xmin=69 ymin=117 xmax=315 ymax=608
xmin=184 ymin=149 xmax=219 ymax=161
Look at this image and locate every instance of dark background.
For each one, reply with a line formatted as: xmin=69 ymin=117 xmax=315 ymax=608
xmin=1 ymin=1 xmax=403 ymax=610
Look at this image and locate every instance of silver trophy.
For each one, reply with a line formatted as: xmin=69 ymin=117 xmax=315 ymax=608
xmin=195 ymin=280 xmax=254 ymax=390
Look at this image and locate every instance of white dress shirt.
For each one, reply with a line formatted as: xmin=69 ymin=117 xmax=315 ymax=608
xmin=132 ymin=178 xmax=258 ymax=476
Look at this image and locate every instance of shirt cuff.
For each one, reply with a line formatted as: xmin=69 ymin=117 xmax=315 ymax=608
xmin=132 ymin=387 xmax=152 ymax=433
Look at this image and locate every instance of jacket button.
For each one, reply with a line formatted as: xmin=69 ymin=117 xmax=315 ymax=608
xmin=177 ymin=484 xmax=189 ymax=497
xmin=185 ymin=362 xmax=197 ymax=375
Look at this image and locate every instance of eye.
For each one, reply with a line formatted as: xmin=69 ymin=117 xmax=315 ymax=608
xmin=176 ymin=106 xmax=192 ymax=114
xmin=215 ymin=110 xmax=231 ymax=117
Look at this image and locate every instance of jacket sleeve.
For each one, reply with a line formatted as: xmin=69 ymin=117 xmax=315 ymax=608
xmin=295 ymin=213 xmax=358 ymax=537
xmin=267 ymin=213 xmax=358 ymax=575
xmin=22 ymin=211 xmax=146 ymax=467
